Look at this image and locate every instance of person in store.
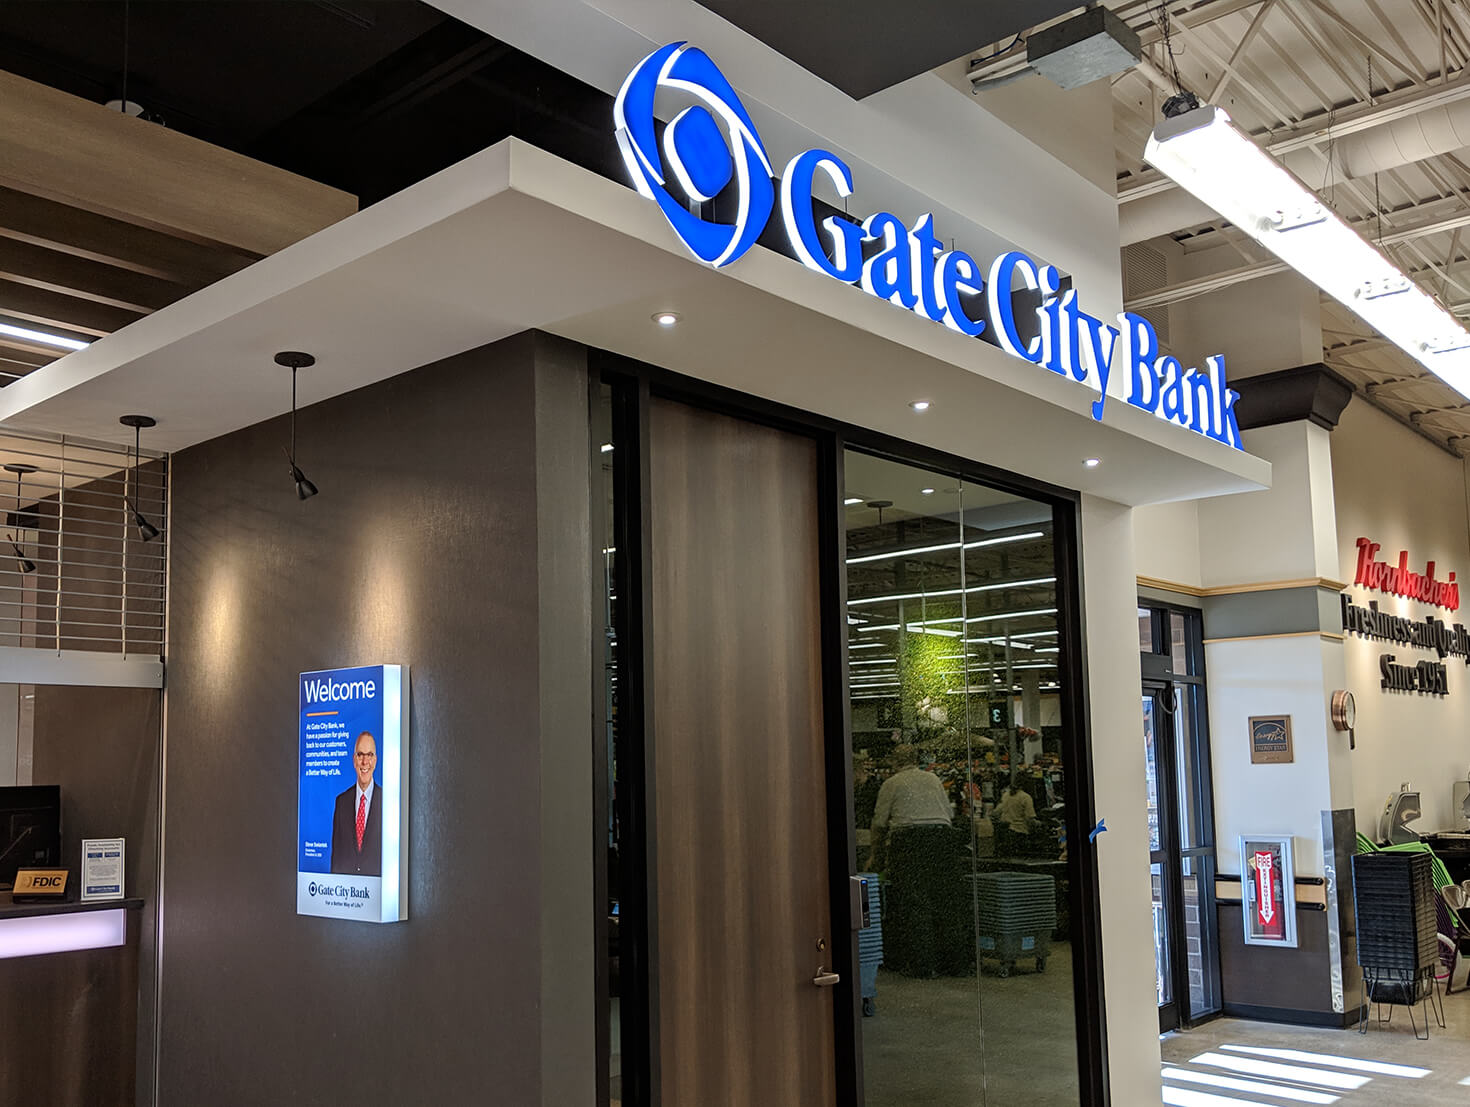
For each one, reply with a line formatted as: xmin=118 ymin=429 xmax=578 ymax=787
xmin=853 ymin=753 xmax=883 ymax=832
xmin=992 ymin=775 xmax=1037 ymax=857
xmin=330 ymin=731 xmax=381 ymax=876
xmin=870 ymin=743 xmax=968 ymax=977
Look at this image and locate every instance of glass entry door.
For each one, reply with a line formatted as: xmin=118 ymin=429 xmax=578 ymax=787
xmin=1140 ymin=606 xmax=1221 ymax=1032
xmin=1143 ymin=682 xmax=1182 ymax=1032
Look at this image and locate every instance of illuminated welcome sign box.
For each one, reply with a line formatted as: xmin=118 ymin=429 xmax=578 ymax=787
xmin=296 ymin=664 xmax=410 ymax=924
xmin=616 ymin=42 xmax=1243 ymax=452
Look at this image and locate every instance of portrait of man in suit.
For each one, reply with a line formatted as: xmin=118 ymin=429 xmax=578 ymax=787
xmin=330 ymin=731 xmax=381 ymax=876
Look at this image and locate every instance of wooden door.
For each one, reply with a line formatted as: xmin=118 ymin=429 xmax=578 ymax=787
xmin=648 ymin=398 xmax=837 ymax=1107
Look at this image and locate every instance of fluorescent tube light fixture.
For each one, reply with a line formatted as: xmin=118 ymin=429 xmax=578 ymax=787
xmin=1145 ymin=104 xmax=1470 ymax=398
xmin=0 ymin=321 xmax=89 ymax=352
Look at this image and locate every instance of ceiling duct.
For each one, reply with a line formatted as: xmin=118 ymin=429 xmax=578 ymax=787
xmin=1121 ymin=97 xmax=1470 ymax=245
xmin=1026 ymin=7 xmax=1141 ymax=90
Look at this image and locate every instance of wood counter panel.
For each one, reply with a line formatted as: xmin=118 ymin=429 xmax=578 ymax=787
xmin=0 ymin=908 xmax=138 ymax=1107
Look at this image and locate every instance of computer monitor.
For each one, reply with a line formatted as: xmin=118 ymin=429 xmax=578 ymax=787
xmin=0 ymin=785 xmax=61 ymax=889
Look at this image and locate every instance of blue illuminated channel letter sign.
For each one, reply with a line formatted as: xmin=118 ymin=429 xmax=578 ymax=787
xmin=614 ymin=42 xmax=1243 ymax=451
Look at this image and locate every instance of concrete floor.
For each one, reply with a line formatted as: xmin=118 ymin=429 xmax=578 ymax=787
xmin=1161 ymin=979 xmax=1470 ymax=1106
xmin=862 ymin=945 xmax=1081 ymax=1107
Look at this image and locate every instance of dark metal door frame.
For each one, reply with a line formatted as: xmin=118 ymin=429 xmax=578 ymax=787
xmin=1140 ymin=602 xmax=1223 ymax=1031
xmin=595 ymin=349 xmax=1111 ymax=1107
xmin=1143 ymin=673 xmax=1186 ymax=1034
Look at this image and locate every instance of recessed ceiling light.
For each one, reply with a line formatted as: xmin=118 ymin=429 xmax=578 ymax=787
xmin=844 ymin=496 xmax=862 ymax=505
xmin=653 ymin=311 xmax=680 ymax=327
xmin=909 ymin=400 xmax=931 ymax=412
xmin=0 ymin=321 xmax=89 ymax=351
xmin=1084 ymin=457 xmax=1101 ymax=468
xmin=600 ymin=442 xmax=614 ymax=453
xmin=920 ymin=487 xmax=936 ymax=495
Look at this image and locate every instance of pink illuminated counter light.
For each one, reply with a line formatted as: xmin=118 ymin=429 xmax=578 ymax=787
xmin=0 ymin=896 xmax=141 ymax=959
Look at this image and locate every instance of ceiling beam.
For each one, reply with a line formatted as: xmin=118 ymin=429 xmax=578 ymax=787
xmin=1208 ymin=0 xmax=1279 ymax=101
xmin=1127 ymin=207 xmax=1470 ymax=309
xmin=0 ymin=238 xmax=181 ymax=314
xmin=0 ymin=279 xmax=141 ymax=338
xmin=0 ymin=338 xmax=59 ymax=367
xmin=1296 ymin=0 xmax=1423 ymax=87
xmin=0 ymin=69 xmax=356 ymax=256
xmin=0 ymin=187 xmax=253 ymax=286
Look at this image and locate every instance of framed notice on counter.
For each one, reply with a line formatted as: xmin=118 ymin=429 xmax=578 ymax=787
xmin=80 ymin=838 xmax=125 ymax=901
xmin=296 ymin=665 xmax=410 ymax=924
xmin=1240 ymin=835 xmax=1297 ymax=947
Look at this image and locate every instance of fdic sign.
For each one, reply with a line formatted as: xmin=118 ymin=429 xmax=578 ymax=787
xmin=296 ymin=665 xmax=410 ymax=923
xmin=615 ymin=42 xmax=1244 ymax=451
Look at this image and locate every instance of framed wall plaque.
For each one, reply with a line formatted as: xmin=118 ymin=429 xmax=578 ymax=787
xmin=1249 ymin=715 xmax=1293 ymax=764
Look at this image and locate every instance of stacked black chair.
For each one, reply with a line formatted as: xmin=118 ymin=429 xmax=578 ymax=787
xmin=1352 ymin=851 xmax=1444 ymax=1038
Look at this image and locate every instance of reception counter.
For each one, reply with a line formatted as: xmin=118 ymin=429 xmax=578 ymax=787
xmin=0 ymin=894 xmax=143 ymax=1107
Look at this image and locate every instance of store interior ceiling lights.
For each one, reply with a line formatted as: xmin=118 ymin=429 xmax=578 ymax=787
xmin=1145 ymin=103 xmax=1470 ymax=400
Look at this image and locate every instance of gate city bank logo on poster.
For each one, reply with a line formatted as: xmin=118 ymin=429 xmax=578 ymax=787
xmin=614 ymin=42 xmax=1243 ymax=451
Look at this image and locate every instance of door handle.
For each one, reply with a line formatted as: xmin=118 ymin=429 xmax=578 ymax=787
xmin=813 ymin=967 xmax=840 ymax=987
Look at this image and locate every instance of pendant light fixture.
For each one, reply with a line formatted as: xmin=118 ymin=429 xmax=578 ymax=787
xmin=275 ymin=351 xmax=319 ymax=500
xmin=3 ymin=463 xmax=37 ymax=574
xmin=118 ymin=415 xmax=161 ymax=542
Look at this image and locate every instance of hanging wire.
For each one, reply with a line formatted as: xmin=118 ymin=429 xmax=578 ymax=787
xmin=120 ymin=0 xmax=130 ymax=112
xmin=1152 ymin=1 xmax=1187 ymax=94
xmin=1323 ymin=107 xmax=1339 ymax=210
xmin=291 ymin=365 xmax=298 ymax=465
xmin=974 ymin=32 xmax=1023 ymax=64
xmin=1368 ymin=54 xmax=1383 ymax=243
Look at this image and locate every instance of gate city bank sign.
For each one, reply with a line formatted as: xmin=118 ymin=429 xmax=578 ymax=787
xmin=614 ymin=42 xmax=1243 ymax=451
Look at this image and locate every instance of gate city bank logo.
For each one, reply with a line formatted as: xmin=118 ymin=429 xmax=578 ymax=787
xmin=614 ymin=42 xmax=1243 ymax=451
xmin=615 ymin=41 xmax=774 ymax=268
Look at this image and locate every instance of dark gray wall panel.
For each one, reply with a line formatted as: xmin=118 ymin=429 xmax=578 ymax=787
xmin=30 ymin=684 xmax=159 ymax=1107
xmin=161 ymin=335 xmax=547 ymax=1106
xmin=1202 ymin=586 xmax=1326 ymax=640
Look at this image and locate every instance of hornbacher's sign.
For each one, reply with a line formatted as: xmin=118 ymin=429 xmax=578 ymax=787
xmin=1353 ymin=537 xmax=1460 ymax=612
xmin=1340 ymin=595 xmax=1470 ymax=663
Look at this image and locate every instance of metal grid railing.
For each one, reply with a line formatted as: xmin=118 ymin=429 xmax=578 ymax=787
xmin=0 ymin=427 xmax=167 ymax=656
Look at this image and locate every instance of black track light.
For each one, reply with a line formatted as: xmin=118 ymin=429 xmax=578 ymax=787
xmin=9 ymin=537 xmax=34 ymax=575
xmin=3 ymin=463 xmax=37 ymax=573
xmin=291 ymin=462 xmax=318 ymax=501
xmin=118 ymin=415 xmax=160 ymax=542
xmin=275 ymin=351 xmax=318 ymax=500
xmin=129 ymin=501 xmax=161 ymax=542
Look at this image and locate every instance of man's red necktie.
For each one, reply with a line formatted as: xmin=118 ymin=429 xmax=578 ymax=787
xmin=356 ymin=793 xmax=366 ymax=852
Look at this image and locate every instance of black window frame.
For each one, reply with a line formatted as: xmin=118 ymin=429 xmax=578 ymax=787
xmin=594 ymin=348 xmax=1110 ymax=1107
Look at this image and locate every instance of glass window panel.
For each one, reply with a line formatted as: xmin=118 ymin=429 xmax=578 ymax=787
xmin=1143 ymin=695 xmax=1161 ymax=853
xmin=1180 ymin=854 xmax=1219 ymax=1017
xmin=1139 ymin=608 xmax=1154 ymax=653
xmin=847 ymin=449 xmax=1076 ymax=1106
xmin=1152 ymin=861 xmax=1172 ymax=1006
xmin=1170 ymin=612 xmax=1190 ymax=675
xmin=1174 ymin=685 xmax=1202 ymax=850
xmin=970 ymin=464 xmax=1075 ymax=1107
xmin=847 ymin=455 xmax=976 ymax=1104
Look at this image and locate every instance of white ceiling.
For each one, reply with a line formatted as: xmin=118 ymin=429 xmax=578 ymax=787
xmin=0 ymin=137 xmax=1268 ymax=507
xmin=971 ymin=0 xmax=1470 ymax=454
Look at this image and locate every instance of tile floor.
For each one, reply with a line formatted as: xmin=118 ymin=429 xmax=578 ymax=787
xmin=1161 ymin=978 xmax=1470 ymax=1106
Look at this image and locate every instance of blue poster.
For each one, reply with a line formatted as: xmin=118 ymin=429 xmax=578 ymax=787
xmin=296 ymin=664 xmax=409 ymax=923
